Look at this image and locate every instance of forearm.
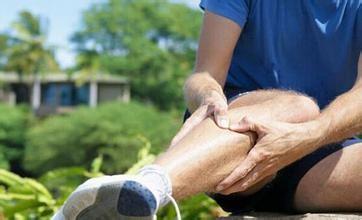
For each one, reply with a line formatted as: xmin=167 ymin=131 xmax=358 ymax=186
xmin=183 ymin=11 xmax=242 ymax=113
xmin=305 ymin=54 xmax=362 ymax=149
xmin=183 ymin=72 xmax=225 ymax=112
xmin=310 ymin=86 xmax=362 ymax=146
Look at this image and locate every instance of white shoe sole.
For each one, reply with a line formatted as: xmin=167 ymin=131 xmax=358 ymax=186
xmin=52 ymin=176 xmax=158 ymax=220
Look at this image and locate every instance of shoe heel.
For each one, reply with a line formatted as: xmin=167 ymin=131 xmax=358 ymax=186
xmin=117 ymin=181 xmax=157 ymax=217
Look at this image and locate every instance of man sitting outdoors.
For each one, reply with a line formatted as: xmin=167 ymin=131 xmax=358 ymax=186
xmin=53 ymin=0 xmax=362 ymax=219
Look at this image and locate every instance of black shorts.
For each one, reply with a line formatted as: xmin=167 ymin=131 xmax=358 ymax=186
xmin=183 ymin=86 xmax=362 ymax=214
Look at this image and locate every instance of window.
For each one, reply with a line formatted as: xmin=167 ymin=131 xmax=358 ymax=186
xmin=41 ymin=83 xmax=89 ymax=106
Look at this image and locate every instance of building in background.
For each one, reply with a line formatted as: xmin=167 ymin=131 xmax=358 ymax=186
xmin=0 ymin=72 xmax=130 ymax=116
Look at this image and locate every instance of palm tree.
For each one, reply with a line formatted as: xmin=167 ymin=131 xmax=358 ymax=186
xmin=0 ymin=34 xmax=8 ymax=69
xmin=4 ymin=11 xmax=59 ymax=75
xmin=3 ymin=11 xmax=59 ymax=108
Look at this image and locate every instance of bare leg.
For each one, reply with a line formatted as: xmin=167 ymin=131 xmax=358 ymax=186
xmin=154 ymin=90 xmax=319 ymax=199
xmin=295 ymin=143 xmax=362 ymax=212
xmin=55 ymin=90 xmax=320 ymax=220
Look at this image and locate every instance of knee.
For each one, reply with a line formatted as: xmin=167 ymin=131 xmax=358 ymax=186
xmin=291 ymin=94 xmax=320 ymax=121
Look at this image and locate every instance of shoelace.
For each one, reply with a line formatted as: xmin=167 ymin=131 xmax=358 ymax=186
xmin=138 ymin=166 xmax=180 ymax=219
xmin=166 ymin=194 xmax=181 ymax=220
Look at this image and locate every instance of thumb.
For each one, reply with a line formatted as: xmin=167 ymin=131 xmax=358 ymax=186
xmin=230 ymin=116 xmax=265 ymax=134
xmin=214 ymin=104 xmax=229 ymax=129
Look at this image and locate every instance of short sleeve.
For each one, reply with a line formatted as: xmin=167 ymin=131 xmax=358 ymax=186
xmin=199 ymin=0 xmax=249 ymax=28
xmin=358 ymin=11 xmax=362 ymax=52
xmin=357 ymin=6 xmax=361 ymax=51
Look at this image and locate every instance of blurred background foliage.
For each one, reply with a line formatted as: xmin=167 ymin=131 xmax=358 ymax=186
xmin=71 ymin=0 xmax=201 ymax=110
xmin=0 ymin=0 xmax=226 ymax=219
xmin=24 ymin=102 xmax=179 ymax=175
xmin=0 ymin=105 xmax=31 ymax=172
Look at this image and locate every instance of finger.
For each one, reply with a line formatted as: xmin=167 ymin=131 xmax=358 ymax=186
xmin=216 ymin=154 xmax=258 ymax=192
xmin=170 ymin=106 xmax=209 ymax=147
xmin=205 ymin=104 xmax=216 ymax=116
xmin=230 ymin=165 xmax=269 ymax=193
xmin=214 ymin=103 xmax=229 ymax=129
xmin=170 ymin=129 xmax=187 ymax=147
xmin=225 ymin=155 xmax=275 ymax=194
xmin=221 ymin=172 xmax=260 ymax=195
xmin=170 ymin=121 xmax=195 ymax=146
xmin=229 ymin=116 xmax=252 ymax=132
xmin=185 ymin=105 xmax=211 ymax=128
xmin=218 ymin=182 xmax=243 ymax=195
xmin=220 ymin=172 xmax=274 ymax=195
xmin=230 ymin=116 xmax=266 ymax=136
xmin=220 ymin=165 xmax=270 ymax=195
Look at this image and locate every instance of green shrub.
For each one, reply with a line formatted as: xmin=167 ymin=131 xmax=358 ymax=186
xmin=0 ymin=152 xmax=9 ymax=170
xmin=2 ymin=142 xmax=225 ymax=219
xmin=0 ymin=104 xmax=30 ymax=172
xmin=0 ymin=168 xmax=57 ymax=219
xmin=158 ymin=194 xmax=226 ymax=219
xmin=24 ymin=102 xmax=179 ymax=175
xmin=0 ymin=156 xmax=103 ymax=219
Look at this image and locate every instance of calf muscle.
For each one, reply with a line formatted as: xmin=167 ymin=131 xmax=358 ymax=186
xmin=155 ymin=90 xmax=319 ymax=200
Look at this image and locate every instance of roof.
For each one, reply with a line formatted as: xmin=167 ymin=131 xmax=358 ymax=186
xmin=0 ymin=72 xmax=129 ymax=84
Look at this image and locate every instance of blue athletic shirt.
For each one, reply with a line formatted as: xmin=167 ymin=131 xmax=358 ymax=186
xmin=200 ymin=0 xmax=362 ymax=108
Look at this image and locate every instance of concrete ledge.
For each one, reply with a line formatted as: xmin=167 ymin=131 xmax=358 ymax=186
xmin=218 ymin=213 xmax=362 ymax=220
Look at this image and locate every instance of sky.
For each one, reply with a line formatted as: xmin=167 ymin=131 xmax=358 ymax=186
xmin=0 ymin=0 xmax=200 ymax=69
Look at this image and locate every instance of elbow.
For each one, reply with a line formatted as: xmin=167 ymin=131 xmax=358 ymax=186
xmin=293 ymin=95 xmax=321 ymax=121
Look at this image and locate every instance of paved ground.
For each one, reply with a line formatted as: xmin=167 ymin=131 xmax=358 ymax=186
xmin=218 ymin=213 xmax=362 ymax=220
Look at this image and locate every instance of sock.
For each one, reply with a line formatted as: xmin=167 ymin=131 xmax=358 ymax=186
xmin=137 ymin=165 xmax=172 ymax=207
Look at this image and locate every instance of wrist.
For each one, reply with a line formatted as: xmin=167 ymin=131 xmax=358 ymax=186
xmin=200 ymin=89 xmax=226 ymax=105
xmin=300 ymin=118 xmax=330 ymax=149
xmin=184 ymin=77 xmax=225 ymax=110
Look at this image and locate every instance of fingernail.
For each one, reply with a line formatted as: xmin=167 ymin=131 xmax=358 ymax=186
xmin=218 ymin=118 xmax=229 ymax=128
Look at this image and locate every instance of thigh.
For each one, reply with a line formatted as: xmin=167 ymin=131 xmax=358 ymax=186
xmin=294 ymin=141 xmax=362 ymax=212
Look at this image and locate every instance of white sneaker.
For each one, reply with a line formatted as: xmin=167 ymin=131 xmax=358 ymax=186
xmin=52 ymin=175 xmax=161 ymax=220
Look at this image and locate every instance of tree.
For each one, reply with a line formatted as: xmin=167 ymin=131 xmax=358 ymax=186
xmin=0 ymin=34 xmax=8 ymax=69
xmin=3 ymin=11 xmax=59 ymax=75
xmin=72 ymin=0 xmax=202 ymax=110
